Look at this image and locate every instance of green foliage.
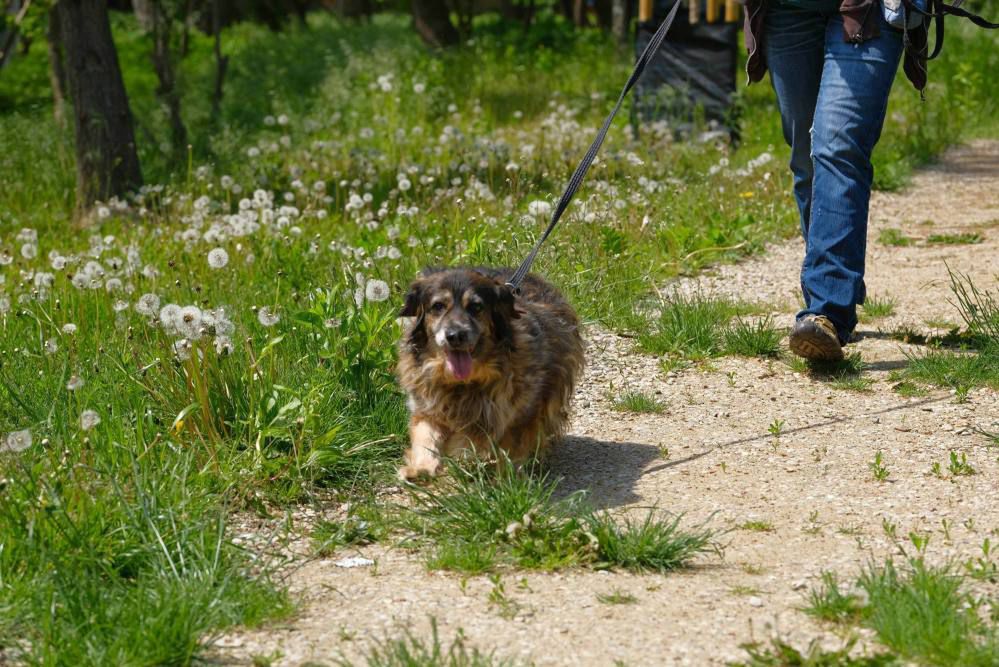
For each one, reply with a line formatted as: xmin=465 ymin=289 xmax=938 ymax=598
xmin=803 ymin=571 xmax=865 ymax=625
xmin=348 ymin=619 xmax=517 ymax=667
xmin=878 ymin=228 xmax=914 ymax=247
xmin=611 ymin=390 xmax=668 ymax=414
xmin=636 ymin=294 xmax=779 ymax=361
xmin=406 ymin=457 xmax=715 ymax=574
xmin=734 ymin=638 xmax=897 ymax=666
xmin=858 ymin=558 xmax=999 ymax=665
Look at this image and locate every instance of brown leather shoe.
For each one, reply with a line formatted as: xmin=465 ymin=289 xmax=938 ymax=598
xmin=789 ymin=315 xmax=844 ymax=361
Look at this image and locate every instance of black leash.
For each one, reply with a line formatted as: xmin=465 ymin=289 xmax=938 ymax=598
xmin=506 ymin=0 xmax=684 ymax=292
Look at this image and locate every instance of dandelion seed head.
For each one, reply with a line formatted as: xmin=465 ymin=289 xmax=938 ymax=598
xmin=2 ymin=429 xmax=32 ymax=453
xmin=365 ymin=279 xmax=390 ymax=303
xmin=136 ymin=293 xmax=160 ymax=317
xmin=67 ymin=375 xmax=84 ymax=391
xmin=80 ymin=410 xmax=101 ymax=431
xmin=62 ymin=323 xmax=77 ymax=335
xmin=207 ymin=247 xmax=229 ymax=269
xmin=257 ymin=306 xmax=280 ymax=327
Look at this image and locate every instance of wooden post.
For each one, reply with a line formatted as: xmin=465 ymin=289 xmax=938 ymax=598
xmin=724 ymin=0 xmax=739 ymax=22
xmin=706 ymin=0 xmax=720 ymax=23
xmin=689 ymin=0 xmax=700 ymax=23
xmin=639 ymin=0 xmax=652 ymax=22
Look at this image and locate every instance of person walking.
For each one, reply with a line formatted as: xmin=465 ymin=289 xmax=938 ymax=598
xmin=741 ymin=0 xmax=927 ymax=360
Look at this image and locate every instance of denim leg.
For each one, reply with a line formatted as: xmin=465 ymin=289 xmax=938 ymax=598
xmin=799 ymin=15 xmax=903 ymax=340
xmin=763 ymin=6 xmax=826 ymax=243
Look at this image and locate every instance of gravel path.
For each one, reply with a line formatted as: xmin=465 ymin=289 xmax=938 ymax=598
xmin=217 ymin=141 xmax=999 ymax=666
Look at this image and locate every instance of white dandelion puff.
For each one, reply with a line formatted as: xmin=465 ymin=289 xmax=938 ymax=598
xmin=527 ymin=200 xmax=552 ymax=217
xmin=135 ymin=293 xmax=160 ymax=317
xmin=44 ymin=339 xmax=58 ymax=354
xmin=257 ymin=306 xmax=280 ymax=327
xmin=61 ymin=323 xmax=77 ymax=335
xmin=80 ymin=410 xmax=101 ymax=431
xmin=3 ymin=429 xmax=32 ymax=453
xmin=207 ymin=247 xmax=229 ymax=269
xmin=159 ymin=304 xmax=182 ymax=335
xmin=178 ymin=306 xmax=203 ymax=340
xmin=365 ymin=279 xmax=390 ymax=303
xmin=67 ymin=375 xmax=85 ymax=391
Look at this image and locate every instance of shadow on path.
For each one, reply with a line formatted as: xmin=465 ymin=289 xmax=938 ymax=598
xmin=554 ymin=393 xmax=953 ymax=510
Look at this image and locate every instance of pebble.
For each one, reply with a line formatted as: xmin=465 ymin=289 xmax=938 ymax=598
xmin=334 ymin=557 xmax=375 ymax=568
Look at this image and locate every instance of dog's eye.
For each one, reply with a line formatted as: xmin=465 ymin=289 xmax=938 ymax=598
xmin=431 ymin=301 xmax=447 ymax=314
xmin=466 ymin=302 xmax=483 ymax=315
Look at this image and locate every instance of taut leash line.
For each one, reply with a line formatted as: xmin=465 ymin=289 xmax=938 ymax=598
xmin=506 ymin=0 xmax=684 ymax=292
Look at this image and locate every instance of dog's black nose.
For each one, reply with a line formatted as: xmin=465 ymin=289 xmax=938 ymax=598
xmin=445 ymin=328 xmax=468 ymax=346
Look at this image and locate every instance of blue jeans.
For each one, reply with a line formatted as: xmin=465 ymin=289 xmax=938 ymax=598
xmin=765 ymin=4 xmax=903 ymax=342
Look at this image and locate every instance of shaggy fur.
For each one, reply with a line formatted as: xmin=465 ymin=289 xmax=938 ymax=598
xmin=396 ymin=267 xmax=584 ymax=479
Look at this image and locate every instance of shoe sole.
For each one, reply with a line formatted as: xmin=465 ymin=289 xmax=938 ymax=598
xmin=789 ymin=329 xmax=844 ymax=361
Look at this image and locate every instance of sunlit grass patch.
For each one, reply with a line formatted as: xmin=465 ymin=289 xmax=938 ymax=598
xmin=734 ymin=638 xmax=897 ymax=666
xmin=313 ymin=502 xmax=392 ymax=556
xmin=406 ymin=458 xmax=715 ymax=574
xmin=611 ymin=390 xmax=668 ymax=414
xmin=900 ymin=270 xmax=999 ymax=391
xmin=723 ymin=316 xmax=783 ymax=358
xmin=636 ymin=293 xmax=780 ymax=362
xmin=878 ymin=228 xmax=914 ymax=247
xmin=860 ymin=295 xmax=897 ymax=320
xmin=803 ymin=572 xmax=865 ymax=625
xmin=349 ymin=619 xmax=517 ymax=667
xmin=738 ymin=520 xmax=775 ymax=533
xmin=858 ymin=558 xmax=999 ymax=665
xmin=926 ymin=232 xmax=983 ymax=245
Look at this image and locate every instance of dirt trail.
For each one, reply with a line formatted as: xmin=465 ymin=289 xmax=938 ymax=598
xmin=218 ymin=141 xmax=999 ymax=666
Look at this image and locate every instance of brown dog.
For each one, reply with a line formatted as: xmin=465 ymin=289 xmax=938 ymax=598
xmin=396 ymin=267 xmax=584 ymax=480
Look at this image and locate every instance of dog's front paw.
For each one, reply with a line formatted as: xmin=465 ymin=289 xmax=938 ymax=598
xmin=397 ymin=462 xmax=440 ymax=482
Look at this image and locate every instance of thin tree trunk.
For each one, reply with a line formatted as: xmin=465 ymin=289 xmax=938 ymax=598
xmin=46 ymin=7 xmax=68 ymax=126
xmin=411 ymin=0 xmax=459 ymax=47
xmin=210 ymin=0 xmax=228 ymax=121
xmin=611 ymin=0 xmax=627 ymax=42
xmin=134 ymin=0 xmax=187 ymax=156
xmin=57 ymin=0 xmax=142 ymax=213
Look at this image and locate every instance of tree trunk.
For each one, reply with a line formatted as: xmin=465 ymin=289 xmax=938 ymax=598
xmin=210 ymin=0 xmax=228 ymax=121
xmin=134 ymin=0 xmax=187 ymax=156
xmin=57 ymin=0 xmax=142 ymax=213
xmin=46 ymin=7 xmax=68 ymax=126
xmin=411 ymin=0 xmax=459 ymax=47
xmin=611 ymin=0 xmax=627 ymax=42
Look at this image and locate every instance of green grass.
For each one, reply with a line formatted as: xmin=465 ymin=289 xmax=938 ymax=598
xmin=636 ymin=294 xmax=780 ymax=362
xmin=1 ymin=5 xmax=998 ymax=662
xmin=596 ymin=589 xmax=638 ymax=605
xmin=346 ymin=619 xmax=517 ymax=667
xmin=788 ymin=352 xmax=873 ymax=391
xmin=861 ymin=295 xmax=897 ymax=320
xmin=858 ymin=558 xmax=999 ymax=665
xmin=611 ymin=390 xmax=668 ymax=414
xmin=406 ymin=457 xmax=715 ymax=574
xmin=734 ymin=638 xmax=897 ymax=666
xmin=926 ymin=233 xmax=984 ymax=245
xmin=902 ymin=269 xmax=999 ymax=391
xmin=878 ymin=228 xmax=914 ymax=247
xmin=313 ymin=502 xmax=391 ymax=556
xmin=739 ymin=520 xmax=775 ymax=533
xmin=790 ymin=557 xmax=999 ymax=666
xmin=723 ymin=316 xmax=783 ymax=358
xmin=803 ymin=571 xmax=865 ymax=625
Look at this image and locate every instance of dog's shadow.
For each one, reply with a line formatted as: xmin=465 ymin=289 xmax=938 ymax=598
xmin=548 ymin=435 xmax=661 ymax=511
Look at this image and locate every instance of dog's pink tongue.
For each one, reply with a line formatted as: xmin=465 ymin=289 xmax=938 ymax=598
xmin=445 ymin=350 xmax=473 ymax=380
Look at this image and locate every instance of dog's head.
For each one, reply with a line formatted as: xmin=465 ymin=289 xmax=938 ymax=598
xmin=399 ymin=268 xmax=519 ymax=382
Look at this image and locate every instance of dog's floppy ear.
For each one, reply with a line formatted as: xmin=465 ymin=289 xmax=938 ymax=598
xmin=400 ymin=280 xmax=429 ymax=349
xmin=491 ymin=282 xmax=520 ymax=344
xmin=399 ymin=281 xmax=424 ymax=318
